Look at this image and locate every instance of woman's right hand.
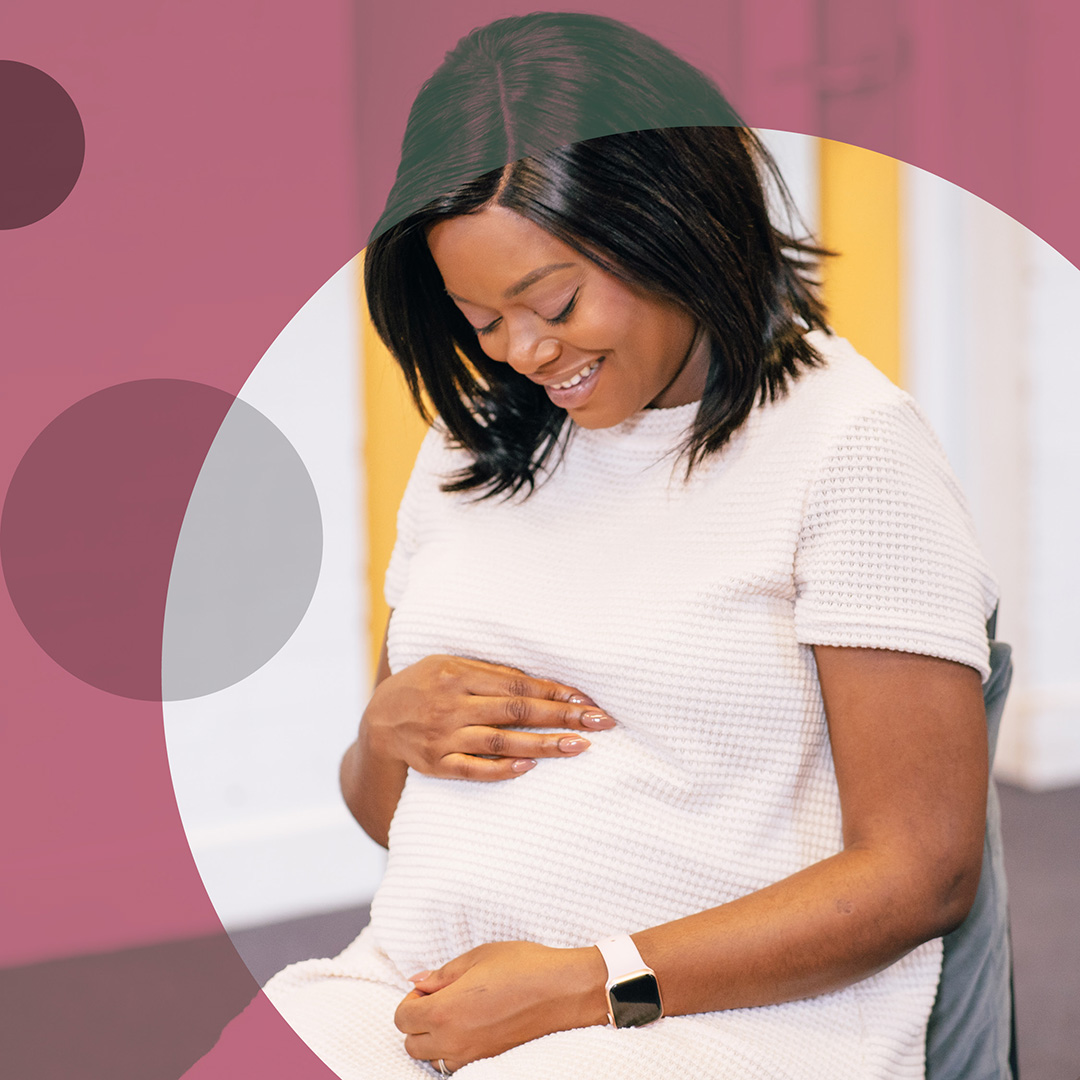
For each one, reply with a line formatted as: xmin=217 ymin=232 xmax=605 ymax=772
xmin=362 ymin=653 xmax=616 ymax=781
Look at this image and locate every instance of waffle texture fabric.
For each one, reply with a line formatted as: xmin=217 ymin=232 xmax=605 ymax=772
xmin=265 ymin=333 xmax=999 ymax=1079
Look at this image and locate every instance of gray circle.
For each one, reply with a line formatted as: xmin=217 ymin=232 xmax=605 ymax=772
xmin=163 ymin=396 xmax=322 ymax=700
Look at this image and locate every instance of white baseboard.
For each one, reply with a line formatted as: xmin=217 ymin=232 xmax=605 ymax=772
xmin=994 ymin=685 xmax=1080 ymax=791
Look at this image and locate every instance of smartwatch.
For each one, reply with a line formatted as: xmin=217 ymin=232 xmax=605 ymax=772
xmin=594 ymin=934 xmax=664 ymax=1028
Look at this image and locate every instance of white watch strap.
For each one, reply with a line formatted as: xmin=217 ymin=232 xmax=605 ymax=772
xmin=595 ymin=934 xmax=650 ymax=984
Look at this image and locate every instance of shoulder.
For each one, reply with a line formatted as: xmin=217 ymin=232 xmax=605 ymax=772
xmin=778 ymin=331 xmax=914 ymax=427
xmin=759 ymin=332 xmax=951 ymax=476
xmin=393 ymin=423 xmax=463 ymax=535
xmin=789 ymin=337 xmax=998 ymax=676
xmin=413 ymin=420 xmax=464 ymax=470
xmin=402 ymin=421 xmax=477 ymax=495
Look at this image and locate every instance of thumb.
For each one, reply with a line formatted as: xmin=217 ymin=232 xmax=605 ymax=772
xmin=408 ymin=961 xmax=461 ymax=993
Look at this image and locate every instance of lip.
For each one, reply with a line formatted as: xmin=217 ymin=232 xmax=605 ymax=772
xmin=541 ymin=357 xmax=604 ymax=409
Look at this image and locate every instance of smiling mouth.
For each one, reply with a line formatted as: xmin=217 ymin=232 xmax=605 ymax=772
xmin=542 ymin=357 xmax=605 ymax=409
xmin=547 ymin=359 xmax=602 ymax=389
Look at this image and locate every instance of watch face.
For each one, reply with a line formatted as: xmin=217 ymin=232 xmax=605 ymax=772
xmin=609 ymin=972 xmax=663 ymax=1028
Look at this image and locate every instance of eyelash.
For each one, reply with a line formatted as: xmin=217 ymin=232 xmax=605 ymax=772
xmin=475 ymin=290 xmax=579 ymax=337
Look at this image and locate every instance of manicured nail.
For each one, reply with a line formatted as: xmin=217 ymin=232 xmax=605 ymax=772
xmin=559 ymin=736 xmax=590 ymax=753
xmin=409 ymin=970 xmax=432 ymax=982
xmin=511 ymin=758 xmax=537 ymax=773
xmin=568 ymin=694 xmax=587 ymax=704
xmin=580 ymin=711 xmax=615 ymax=729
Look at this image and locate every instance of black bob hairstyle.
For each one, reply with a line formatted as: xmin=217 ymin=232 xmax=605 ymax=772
xmin=365 ymin=12 xmax=831 ymax=499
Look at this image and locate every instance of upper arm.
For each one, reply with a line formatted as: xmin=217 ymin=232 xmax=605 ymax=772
xmin=813 ymin=644 xmax=988 ymax=932
xmin=794 ymin=394 xmax=998 ymax=683
xmin=792 ymin=390 xmax=996 ymax=934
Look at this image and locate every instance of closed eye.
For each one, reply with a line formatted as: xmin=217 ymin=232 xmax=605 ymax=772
xmin=544 ymin=289 xmax=578 ymax=326
xmin=473 ymin=289 xmax=579 ymax=337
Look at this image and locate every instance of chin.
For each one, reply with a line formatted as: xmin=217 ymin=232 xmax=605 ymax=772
xmin=566 ymin=404 xmax=628 ymax=429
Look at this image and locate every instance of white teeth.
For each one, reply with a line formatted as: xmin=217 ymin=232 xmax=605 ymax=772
xmin=552 ymin=360 xmax=600 ymax=390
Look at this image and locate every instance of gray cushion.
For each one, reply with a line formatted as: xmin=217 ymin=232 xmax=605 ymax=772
xmin=925 ymin=639 xmax=1015 ymax=1079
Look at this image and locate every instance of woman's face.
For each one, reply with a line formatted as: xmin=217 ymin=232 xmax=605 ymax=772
xmin=426 ymin=205 xmax=709 ymax=428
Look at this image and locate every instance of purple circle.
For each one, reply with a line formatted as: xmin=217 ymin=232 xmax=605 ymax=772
xmin=1 ymin=379 xmax=323 ymax=702
xmin=0 ymin=60 xmax=85 ymax=229
xmin=1 ymin=381 xmax=233 ymax=700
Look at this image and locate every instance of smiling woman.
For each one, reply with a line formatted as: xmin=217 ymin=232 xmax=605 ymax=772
xmin=363 ymin=50 xmax=829 ymax=499
xmin=257 ymin=12 xmax=1002 ymax=1080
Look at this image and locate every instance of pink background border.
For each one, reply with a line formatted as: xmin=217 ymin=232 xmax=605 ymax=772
xmin=3 ymin=1 xmax=1076 ymax=1075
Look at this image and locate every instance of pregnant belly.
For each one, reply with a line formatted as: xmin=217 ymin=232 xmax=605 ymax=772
xmin=367 ymin=739 xmax=741 ymax=979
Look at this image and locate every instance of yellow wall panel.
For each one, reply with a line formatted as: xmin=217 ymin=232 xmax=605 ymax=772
xmin=819 ymin=139 xmax=902 ymax=386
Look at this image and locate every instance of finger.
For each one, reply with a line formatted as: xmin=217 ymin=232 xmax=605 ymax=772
xmin=403 ymin=1033 xmax=441 ymax=1061
xmin=458 ymin=661 xmax=601 ymax=710
xmin=395 ymin=987 xmax=446 ymax=1035
xmin=409 ymin=966 xmax=457 ymax=993
xmin=405 ymin=1034 xmax=466 ymax=1069
xmin=394 ymin=994 xmax=426 ymax=1035
xmin=396 ymin=962 xmax=463 ymax=1031
xmin=456 ymin=726 xmax=593 ymax=759
xmin=467 ymin=693 xmax=616 ymax=731
xmin=438 ymin=752 xmax=538 ymax=781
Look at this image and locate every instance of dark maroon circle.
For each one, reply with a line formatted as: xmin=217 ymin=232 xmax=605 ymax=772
xmin=0 ymin=60 xmax=85 ymax=229
xmin=0 ymin=380 xmax=234 ymax=701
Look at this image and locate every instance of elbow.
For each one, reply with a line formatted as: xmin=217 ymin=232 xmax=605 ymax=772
xmin=933 ymin=863 xmax=981 ymax=937
xmin=862 ymin=834 xmax=984 ymax=944
xmin=918 ymin=842 xmax=983 ymax=939
xmin=339 ymin=740 xmax=360 ymax=814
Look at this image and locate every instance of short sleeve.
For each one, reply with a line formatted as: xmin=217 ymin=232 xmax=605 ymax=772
xmin=382 ymin=424 xmax=445 ymax=610
xmin=793 ymin=395 xmax=999 ymax=681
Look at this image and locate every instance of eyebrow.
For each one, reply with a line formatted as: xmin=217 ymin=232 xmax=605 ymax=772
xmin=504 ymin=262 xmax=576 ymax=298
xmin=446 ymin=262 xmax=577 ymax=305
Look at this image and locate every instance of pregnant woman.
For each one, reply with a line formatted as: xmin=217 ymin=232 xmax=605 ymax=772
xmin=264 ymin=13 xmax=999 ymax=1078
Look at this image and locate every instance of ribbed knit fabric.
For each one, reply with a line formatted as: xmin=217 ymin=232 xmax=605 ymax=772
xmin=265 ymin=333 xmax=999 ymax=1079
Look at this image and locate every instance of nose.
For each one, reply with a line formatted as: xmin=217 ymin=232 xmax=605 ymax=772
xmin=503 ymin=324 xmax=561 ymax=375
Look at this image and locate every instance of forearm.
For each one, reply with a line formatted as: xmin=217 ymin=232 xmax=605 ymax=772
xmin=340 ymin=721 xmax=407 ymax=849
xmin=626 ymin=841 xmax=974 ymax=1017
xmin=340 ymin=623 xmax=406 ymax=848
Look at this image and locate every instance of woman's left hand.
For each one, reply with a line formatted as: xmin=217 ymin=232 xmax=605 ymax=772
xmin=394 ymin=941 xmax=609 ymax=1072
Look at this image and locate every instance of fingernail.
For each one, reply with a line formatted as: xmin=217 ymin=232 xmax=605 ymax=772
xmin=511 ymin=758 xmax=537 ymax=773
xmin=409 ymin=970 xmax=432 ymax=982
xmin=568 ymin=694 xmax=587 ymax=704
xmin=581 ymin=711 xmax=615 ymax=729
xmin=559 ymin=736 xmax=590 ymax=753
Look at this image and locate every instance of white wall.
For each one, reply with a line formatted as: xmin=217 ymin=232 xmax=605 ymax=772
xmin=164 ymin=258 xmax=386 ymax=931
xmin=756 ymin=129 xmax=819 ymax=235
xmin=904 ymin=165 xmax=1080 ymax=789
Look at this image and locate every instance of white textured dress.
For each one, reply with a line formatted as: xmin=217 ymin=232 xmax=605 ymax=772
xmin=264 ymin=333 xmax=998 ymax=1079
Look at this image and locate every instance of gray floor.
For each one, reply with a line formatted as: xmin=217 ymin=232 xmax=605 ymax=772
xmin=231 ymin=903 xmax=371 ymax=988
xmin=236 ymin=781 xmax=1080 ymax=1079
xmin=998 ymin=782 xmax=1080 ymax=1080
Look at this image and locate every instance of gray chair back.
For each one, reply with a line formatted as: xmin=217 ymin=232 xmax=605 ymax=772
xmin=925 ymin=631 xmax=1016 ymax=1080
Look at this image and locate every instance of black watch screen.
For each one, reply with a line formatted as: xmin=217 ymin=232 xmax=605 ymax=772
xmin=608 ymin=972 xmax=663 ymax=1028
